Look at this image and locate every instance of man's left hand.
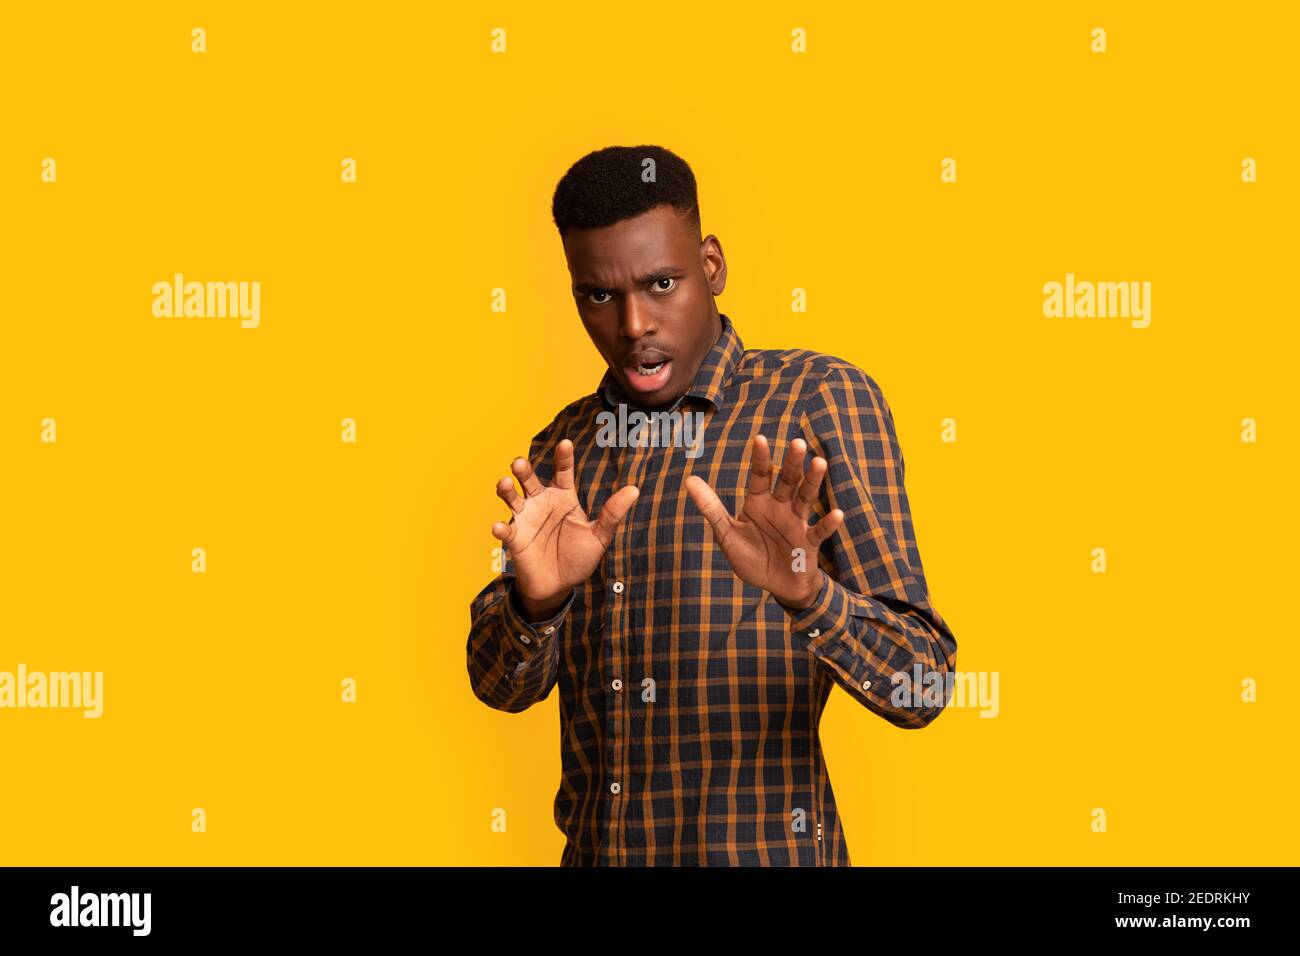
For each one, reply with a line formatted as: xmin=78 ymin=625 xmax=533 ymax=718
xmin=685 ymin=434 xmax=844 ymax=610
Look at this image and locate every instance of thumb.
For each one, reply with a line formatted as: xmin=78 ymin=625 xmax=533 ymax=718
xmin=685 ymin=475 xmax=733 ymax=544
xmin=592 ymin=485 xmax=639 ymax=546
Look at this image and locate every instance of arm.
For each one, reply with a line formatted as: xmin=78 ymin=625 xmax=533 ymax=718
xmin=466 ymin=420 xmax=639 ymax=713
xmin=466 ymin=423 xmax=570 ymax=713
xmin=466 ymin=571 xmax=575 ymax=714
xmin=787 ymin=364 xmax=958 ymax=728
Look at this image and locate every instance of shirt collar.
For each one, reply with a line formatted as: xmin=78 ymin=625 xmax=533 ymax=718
xmin=597 ymin=312 xmax=744 ymax=413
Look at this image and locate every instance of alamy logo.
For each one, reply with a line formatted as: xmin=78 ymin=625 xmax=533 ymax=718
xmin=0 ymin=664 xmax=103 ymax=718
xmin=596 ymin=403 xmax=705 ymax=459
xmin=891 ymin=666 xmax=1000 ymax=718
xmin=152 ymin=272 xmax=260 ymax=328
xmin=50 ymin=886 xmax=151 ymax=936
xmin=1042 ymin=272 xmax=1150 ymax=328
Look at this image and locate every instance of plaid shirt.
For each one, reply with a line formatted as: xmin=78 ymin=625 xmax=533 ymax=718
xmin=467 ymin=313 xmax=957 ymax=865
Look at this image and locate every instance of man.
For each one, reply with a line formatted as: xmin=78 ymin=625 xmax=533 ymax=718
xmin=467 ymin=144 xmax=957 ymax=866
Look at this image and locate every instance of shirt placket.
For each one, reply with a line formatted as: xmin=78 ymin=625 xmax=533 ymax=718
xmin=604 ymin=430 xmax=652 ymax=866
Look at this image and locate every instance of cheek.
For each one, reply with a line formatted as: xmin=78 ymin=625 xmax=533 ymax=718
xmin=580 ymin=321 xmax=611 ymax=358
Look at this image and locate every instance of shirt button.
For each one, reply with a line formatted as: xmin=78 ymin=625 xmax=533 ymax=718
xmin=861 ymin=680 xmax=871 ymax=691
xmin=807 ymin=628 xmax=821 ymax=639
xmin=612 ymin=581 xmax=625 ymax=594
xmin=611 ymin=679 xmax=623 ymax=691
xmin=543 ymin=626 xmax=556 ymax=635
xmin=610 ymin=782 xmax=621 ymax=795
xmin=517 ymin=633 xmax=532 ymax=645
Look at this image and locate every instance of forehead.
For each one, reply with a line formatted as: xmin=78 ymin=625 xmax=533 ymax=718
xmin=562 ymin=206 xmax=694 ymax=281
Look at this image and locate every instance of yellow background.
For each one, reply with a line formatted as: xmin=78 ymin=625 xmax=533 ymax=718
xmin=1 ymin=2 xmax=1295 ymax=865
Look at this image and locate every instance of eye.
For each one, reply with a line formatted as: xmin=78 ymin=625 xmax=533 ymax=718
xmin=652 ymin=277 xmax=676 ymax=293
xmin=587 ymin=291 xmax=612 ymax=305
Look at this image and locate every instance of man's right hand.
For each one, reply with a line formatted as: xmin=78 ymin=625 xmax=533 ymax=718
xmin=491 ymin=439 xmax=639 ymax=620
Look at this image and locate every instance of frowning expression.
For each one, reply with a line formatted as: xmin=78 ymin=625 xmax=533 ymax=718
xmin=563 ymin=204 xmax=727 ymax=409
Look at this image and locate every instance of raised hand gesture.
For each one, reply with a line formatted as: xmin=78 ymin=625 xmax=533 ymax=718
xmin=491 ymin=439 xmax=640 ymax=618
xmin=685 ymin=435 xmax=844 ymax=610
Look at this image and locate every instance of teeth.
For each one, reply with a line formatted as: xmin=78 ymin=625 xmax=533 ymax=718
xmin=636 ymin=362 xmax=665 ymax=375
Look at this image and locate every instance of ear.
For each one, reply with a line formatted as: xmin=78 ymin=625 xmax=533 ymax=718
xmin=702 ymin=235 xmax=727 ymax=295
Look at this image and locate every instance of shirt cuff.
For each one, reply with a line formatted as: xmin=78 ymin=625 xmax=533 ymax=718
xmin=781 ymin=572 xmax=851 ymax=653
xmin=782 ymin=575 xmax=885 ymax=698
xmin=501 ymin=583 xmax=575 ymax=657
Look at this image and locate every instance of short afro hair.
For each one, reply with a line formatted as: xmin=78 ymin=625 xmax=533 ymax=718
xmin=551 ymin=144 xmax=701 ymax=239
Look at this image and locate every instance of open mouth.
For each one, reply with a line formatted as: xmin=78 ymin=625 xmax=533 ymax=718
xmin=623 ymin=357 xmax=673 ymax=393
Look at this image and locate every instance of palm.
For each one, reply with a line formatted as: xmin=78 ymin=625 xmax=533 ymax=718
xmin=686 ymin=435 xmax=844 ymax=609
xmin=492 ymin=440 xmax=639 ymax=604
xmin=504 ymin=486 xmax=611 ymax=597
xmin=720 ymin=492 xmax=817 ymax=598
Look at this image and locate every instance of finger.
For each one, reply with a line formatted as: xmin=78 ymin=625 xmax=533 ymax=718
xmin=495 ymin=476 xmax=525 ymax=515
xmin=685 ymin=475 xmax=735 ymax=544
xmin=806 ymin=508 xmax=845 ymax=549
xmin=592 ymin=485 xmax=639 ymax=547
xmin=512 ymin=456 xmax=545 ymax=497
xmin=552 ymin=439 xmax=575 ymax=491
xmin=793 ymin=456 xmax=827 ymax=519
xmin=746 ymin=434 xmax=773 ymax=498
xmin=490 ymin=519 xmax=517 ymax=547
xmin=771 ymin=438 xmax=807 ymax=503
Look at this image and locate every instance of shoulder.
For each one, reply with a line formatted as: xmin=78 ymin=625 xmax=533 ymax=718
xmin=739 ymin=346 xmax=888 ymax=406
xmin=527 ymin=391 xmax=605 ymax=447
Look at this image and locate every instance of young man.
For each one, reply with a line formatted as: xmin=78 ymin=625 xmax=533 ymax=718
xmin=467 ymin=145 xmax=957 ymax=866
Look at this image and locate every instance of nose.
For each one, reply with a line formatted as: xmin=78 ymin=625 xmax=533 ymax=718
xmin=620 ymin=296 xmax=656 ymax=342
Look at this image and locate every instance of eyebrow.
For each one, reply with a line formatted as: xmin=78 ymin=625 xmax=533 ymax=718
xmin=573 ymin=267 xmax=685 ymax=295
